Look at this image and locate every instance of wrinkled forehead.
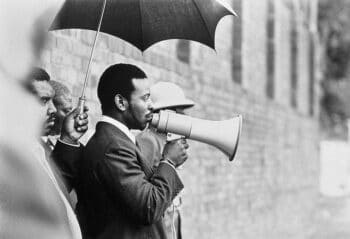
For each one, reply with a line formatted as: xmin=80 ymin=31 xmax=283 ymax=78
xmin=131 ymin=78 xmax=150 ymax=97
xmin=32 ymin=80 xmax=55 ymax=97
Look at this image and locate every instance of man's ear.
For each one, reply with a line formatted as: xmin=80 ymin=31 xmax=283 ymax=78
xmin=114 ymin=94 xmax=128 ymax=111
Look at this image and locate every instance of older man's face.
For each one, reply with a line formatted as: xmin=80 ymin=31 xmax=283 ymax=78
xmin=50 ymin=95 xmax=73 ymax=136
xmin=31 ymin=80 xmax=57 ymax=136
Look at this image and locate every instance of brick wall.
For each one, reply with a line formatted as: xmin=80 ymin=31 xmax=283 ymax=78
xmin=40 ymin=0 xmax=320 ymax=238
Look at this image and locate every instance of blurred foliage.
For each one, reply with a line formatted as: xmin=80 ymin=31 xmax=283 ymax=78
xmin=318 ymin=0 xmax=350 ymax=138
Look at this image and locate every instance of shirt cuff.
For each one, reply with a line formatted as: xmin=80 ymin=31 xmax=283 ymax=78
xmin=57 ymin=138 xmax=80 ymax=147
xmin=159 ymin=160 xmax=176 ymax=171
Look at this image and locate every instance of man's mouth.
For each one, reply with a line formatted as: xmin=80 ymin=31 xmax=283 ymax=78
xmin=145 ymin=113 xmax=153 ymax=122
xmin=46 ymin=117 xmax=56 ymax=126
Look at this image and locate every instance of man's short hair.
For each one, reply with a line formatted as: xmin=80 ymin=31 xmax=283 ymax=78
xmin=50 ymin=80 xmax=71 ymax=99
xmin=29 ymin=67 xmax=50 ymax=82
xmin=26 ymin=67 xmax=50 ymax=93
xmin=97 ymin=63 xmax=147 ymax=114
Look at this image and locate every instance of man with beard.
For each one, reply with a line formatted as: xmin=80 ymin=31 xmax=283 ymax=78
xmin=28 ymin=68 xmax=57 ymax=137
xmin=76 ymin=63 xmax=189 ymax=239
xmin=28 ymin=67 xmax=89 ymax=239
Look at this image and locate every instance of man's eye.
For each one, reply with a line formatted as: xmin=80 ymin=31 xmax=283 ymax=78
xmin=143 ymin=94 xmax=150 ymax=101
xmin=41 ymin=98 xmax=48 ymax=104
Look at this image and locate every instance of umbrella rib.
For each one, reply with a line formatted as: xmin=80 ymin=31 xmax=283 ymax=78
xmin=191 ymin=0 xmax=213 ymax=42
xmin=138 ymin=0 xmax=144 ymax=50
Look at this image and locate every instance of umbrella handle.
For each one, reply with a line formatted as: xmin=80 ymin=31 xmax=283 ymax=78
xmin=77 ymin=96 xmax=86 ymax=115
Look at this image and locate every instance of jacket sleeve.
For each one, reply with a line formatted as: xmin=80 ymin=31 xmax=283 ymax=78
xmin=51 ymin=140 xmax=83 ymax=192
xmin=136 ymin=133 xmax=163 ymax=166
xmin=96 ymin=143 xmax=183 ymax=225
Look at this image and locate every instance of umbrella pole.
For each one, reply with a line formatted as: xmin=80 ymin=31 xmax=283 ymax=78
xmin=78 ymin=0 xmax=107 ymax=113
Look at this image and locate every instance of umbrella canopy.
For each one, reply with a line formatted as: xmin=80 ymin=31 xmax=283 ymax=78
xmin=51 ymin=0 xmax=235 ymax=51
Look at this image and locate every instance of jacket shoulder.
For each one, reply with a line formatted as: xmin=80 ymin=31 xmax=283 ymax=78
xmin=85 ymin=122 xmax=136 ymax=156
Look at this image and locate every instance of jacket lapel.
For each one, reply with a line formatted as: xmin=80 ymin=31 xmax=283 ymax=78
xmin=135 ymin=140 xmax=154 ymax=178
xmin=98 ymin=122 xmax=154 ymax=179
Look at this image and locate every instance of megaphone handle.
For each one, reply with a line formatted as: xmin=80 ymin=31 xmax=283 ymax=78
xmin=78 ymin=96 xmax=86 ymax=115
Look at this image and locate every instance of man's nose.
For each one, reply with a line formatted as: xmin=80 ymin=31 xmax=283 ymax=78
xmin=148 ymin=99 xmax=154 ymax=112
xmin=47 ymin=100 xmax=57 ymax=115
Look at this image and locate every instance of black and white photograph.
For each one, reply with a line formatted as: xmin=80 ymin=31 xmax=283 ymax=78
xmin=1 ymin=0 xmax=350 ymax=238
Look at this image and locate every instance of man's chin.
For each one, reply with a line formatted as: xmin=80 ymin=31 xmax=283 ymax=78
xmin=43 ymin=125 xmax=54 ymax=136
xmin=42 ymin=129 xmax=51 ymax=136
xmin=140 ymin=124 xmax=148 ymax=130
xmin=131 ymin=122 xmax=147 ymax=131
xmin=49 ymin=123 xmax=61 ymax=136
xmin=48 ymin=129 xmax=60 ymax=136
xmin=140 ymin=119 xmax=150 ymax=130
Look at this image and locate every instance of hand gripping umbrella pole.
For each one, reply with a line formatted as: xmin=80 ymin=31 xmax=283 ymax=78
xmin=77 ymin=0 xmax=107 ymax=114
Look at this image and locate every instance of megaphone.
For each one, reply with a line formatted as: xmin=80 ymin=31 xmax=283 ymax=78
xmin=150 ymin=110 xmax=242 ymax=161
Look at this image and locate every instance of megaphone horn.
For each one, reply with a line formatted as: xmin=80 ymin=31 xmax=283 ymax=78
xmin=150 ymin=110 xmax=242 ymax=161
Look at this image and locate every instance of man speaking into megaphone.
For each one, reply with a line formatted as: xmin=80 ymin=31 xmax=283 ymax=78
xmin=137 ymin=82 xmax=195 ymax=239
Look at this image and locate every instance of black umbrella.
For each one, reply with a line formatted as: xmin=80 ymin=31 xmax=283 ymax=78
xmin=50 ymin=0 xmax=236 ymax=110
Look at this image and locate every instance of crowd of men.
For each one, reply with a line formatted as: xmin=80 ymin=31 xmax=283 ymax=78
xmin=0 ymin=2 xmax=196 ymax=239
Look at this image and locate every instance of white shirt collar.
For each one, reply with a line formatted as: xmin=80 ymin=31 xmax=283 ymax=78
xmin=99 ymin=115 xmax=136 ymax=144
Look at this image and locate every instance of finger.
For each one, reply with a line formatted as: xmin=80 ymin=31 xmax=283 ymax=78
xmin=77 ymin=125 xmax=88 ymax=132
xmin=79 ymin=113 xmax=88 ymax=120
xmin=68 ymin=107 xmax=80 ymax=118
xmin=179 ymin=140 xmax=188 ymax=148
xmin=176 ymin=139 xmax=184 ymax=146
xmin=68 ymin=108 xmax=74 ymax=114
xmin=77 ymin=119 xmax=89 ymax=126
xmin=178 ymin=142 xmax=184 ymax=149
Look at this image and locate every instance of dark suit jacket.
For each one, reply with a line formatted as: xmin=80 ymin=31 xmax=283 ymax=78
xmin=76 ymin=122 xmax=184 ymax=239
xmin=52 ymin=140 xmax=83 ymax=193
